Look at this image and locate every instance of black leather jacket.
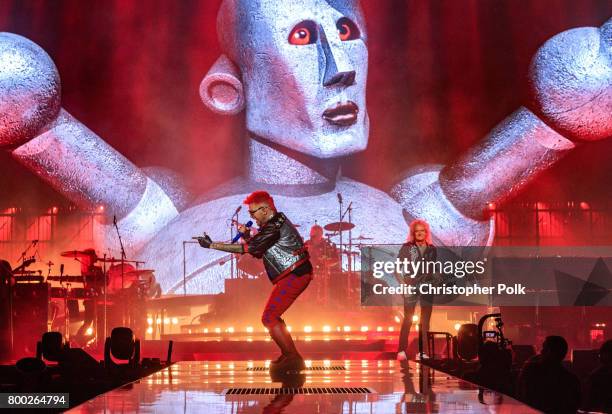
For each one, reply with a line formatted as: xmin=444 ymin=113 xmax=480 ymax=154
xmin=398 ymin=241 xmax=437 ymax=282
xmin=245 ymin=212 xmax=311 ymax=283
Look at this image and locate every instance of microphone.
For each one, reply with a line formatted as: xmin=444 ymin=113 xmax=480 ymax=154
xmin=232 ymin=220 xmax=253 ymax=243
xmin=60 ymin=264 xmax=64 ymax=276
xmin=337 ymin=193 xmax=343 ymax=204
xmin=234 ymin=206 xmax=242 ymax=216
xmin=113 ymin=215 xmax=117 ymax=225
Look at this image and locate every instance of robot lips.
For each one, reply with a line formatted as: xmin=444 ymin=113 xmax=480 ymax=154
xmin=322 ymin=101 xmax=359 ymax=126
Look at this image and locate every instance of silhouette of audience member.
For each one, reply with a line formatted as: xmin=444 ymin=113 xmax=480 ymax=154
xmin=584 ymin=339 xmax=612 ymax=413
xmin=465 ymin=341 xmax=513 ymax=395
xmin=518 ymin=335 xmax=580 ymax=413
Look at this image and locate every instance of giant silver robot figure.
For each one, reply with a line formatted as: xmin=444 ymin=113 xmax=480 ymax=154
xmin=0 ymin=0 xmax=610 ymax=294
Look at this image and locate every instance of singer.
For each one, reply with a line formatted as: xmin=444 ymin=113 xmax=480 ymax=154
xmin=196 ymin=191 xmax=312 ymax=372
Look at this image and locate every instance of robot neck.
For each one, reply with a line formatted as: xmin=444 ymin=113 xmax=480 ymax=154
xmin=246 ymin=134 xmax=340 ymax=187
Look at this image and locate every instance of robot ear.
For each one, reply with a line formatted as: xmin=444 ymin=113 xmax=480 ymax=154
xmin=199 ymin=54 xmax=245 ymax=115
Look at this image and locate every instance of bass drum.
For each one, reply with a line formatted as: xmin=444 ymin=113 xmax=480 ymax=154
xmin=106 ymin=263 xmax=136 ymax=294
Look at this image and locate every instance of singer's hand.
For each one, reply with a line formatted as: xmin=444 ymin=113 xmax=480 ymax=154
xmin=236 ymin=223 xmax=248 ymax=234
xmin=197 ymin=234 xmax=213 ymax=249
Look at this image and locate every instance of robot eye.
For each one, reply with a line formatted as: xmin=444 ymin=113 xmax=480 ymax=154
xmin=288 ymin=21 xmax=318 ymax=45
xmin=337 ymin=17 xmax=360 ymax=41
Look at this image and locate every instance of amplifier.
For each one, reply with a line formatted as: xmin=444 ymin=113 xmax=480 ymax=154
xmin=12 ymin=283 xmax=49 ymax=358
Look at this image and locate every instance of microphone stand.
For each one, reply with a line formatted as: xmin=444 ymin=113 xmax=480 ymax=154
xmin=113 ymin=216 xmax=128 ymax=326
xmin=102 ymin=253 xmax=107 ymax=345
xmin=337 ymin=194 xmax=343 ymax=261
xmin=339 ymin=201 xmax=354 ymax=294
xmin=230 ymin=207 xmax=241 ymax=279
xmin=15 ymin=240 xmax=37 ymax=268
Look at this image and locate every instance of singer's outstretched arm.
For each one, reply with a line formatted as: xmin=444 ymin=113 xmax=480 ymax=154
xmin=209 ymin=243 xmax=245 ymax=254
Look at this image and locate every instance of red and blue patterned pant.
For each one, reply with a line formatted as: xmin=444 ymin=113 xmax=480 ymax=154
xmin=261 ymin=272 xmax=312 ymax=329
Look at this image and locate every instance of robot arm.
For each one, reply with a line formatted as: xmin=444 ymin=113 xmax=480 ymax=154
xmin=0 ymin=33 xmax=187 ymax=250
xmin=391 ymin=18 xmax=611 ymax=246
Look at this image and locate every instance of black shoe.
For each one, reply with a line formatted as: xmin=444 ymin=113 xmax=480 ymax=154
xmin=271 ymin=353 xmax=305 ymax=373
xmin=270 ymin=354 xmax=286 ymax=369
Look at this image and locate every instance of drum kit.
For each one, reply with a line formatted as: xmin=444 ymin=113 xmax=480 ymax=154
xmin=304 ymin=220 xmax=373 ymax=307
xmin=10 ymin=247 xmax=158 ymax=346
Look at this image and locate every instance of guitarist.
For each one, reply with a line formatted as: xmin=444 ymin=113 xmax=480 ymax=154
xmin=396 ymin=219 xmax=437 ymax=361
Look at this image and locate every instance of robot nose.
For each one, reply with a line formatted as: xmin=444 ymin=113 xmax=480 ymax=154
xmin=323 ymin=70 xmax=356 ymax=87
xmin=319 ymin=26 xmax=356 ymax=88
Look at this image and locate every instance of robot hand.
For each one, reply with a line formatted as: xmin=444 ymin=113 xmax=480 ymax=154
xmin=529 ymin=18 xmax=612 ymax=142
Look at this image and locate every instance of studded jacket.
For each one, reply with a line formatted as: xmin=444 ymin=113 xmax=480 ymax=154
xmin=244 ymin=212 xmax=311 ymax=283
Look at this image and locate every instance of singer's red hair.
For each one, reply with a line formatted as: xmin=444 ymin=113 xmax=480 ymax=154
xmin=243 ymin=190 xmax=276 ymax=210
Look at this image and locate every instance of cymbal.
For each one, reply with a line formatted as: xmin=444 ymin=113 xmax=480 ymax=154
xmin=323 ymin=222 xmax=355 ymax=232
xmin=97 ymin=257 xmax=143 ymax=264
xmin=60 ymin=250 xmax=95 ymax=259
xmin=124 ymin=269 xmax=155 ymax=277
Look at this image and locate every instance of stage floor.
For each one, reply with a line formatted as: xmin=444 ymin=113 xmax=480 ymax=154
xmin=68 ymin=360 xmax=537 ymax=413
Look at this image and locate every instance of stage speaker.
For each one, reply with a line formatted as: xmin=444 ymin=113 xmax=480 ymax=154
xmin=12 ymin=283 xmax=49 ymax=358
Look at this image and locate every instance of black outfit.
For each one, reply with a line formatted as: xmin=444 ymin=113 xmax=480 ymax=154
xmin=585 ymin=364 xmax=612 ymax=413
xmin=244 ymin=212 xmax=312 ymax=283
xmin=518 ymin=355 xmax=581 ymax=413
xmin=397 ymin=241 xmax=437 ymax=354
xmin=75 ymin=265 xmax=105 ymax=340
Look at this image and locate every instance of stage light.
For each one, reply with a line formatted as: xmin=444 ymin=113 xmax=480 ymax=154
xmin=360 ymin=326 xmax=368 ymax=332
xmin=171 ymin=317 xmax=178 ymax=325
xmin=454 ymin=323 xmax=461 ymax=331
xmin=343 ymin=326 xmax=351 ymax=332
xmin=51 ymin=206 xmax=58 ymax=214
xmin=203 ymin=328 xmax=209 ymax=333
xmin=412 ymin=314 xmax=419 ymax=322
xmin=85 ymin=327 xmax=93 ymax=336
xmin=376 ymin=326 xmax=383 ymax=332
xmin=246 ymin=326 xmax=254 ymax=333
xmin=304 ymin=325 xmax=312 ymax=333
xmin=163 ymin=317 xmax=170 ymax=324
xmin=388 ymin=326 xmax=394 ymax=332
xmin=97 ymin=205 xmax=105 ymax=212
xmin=156 ymin=317 xmax=162 ymax=324
xmin=227 ymin=327 xmax=234 ymax=333
xmin=146 ymin=327 xmax=153 ymax=334
xmin=287 ymin=326 xmax=292 ymax=332
xmin=147 ymin=317 xmax=153 ymax=325
xmin=394 ymin=315 xmax=401 ymax=323
xmin=214 ymin=327 xmax=221 ymax=334
xmin=323 ymin=325 xmax=331 ymax=332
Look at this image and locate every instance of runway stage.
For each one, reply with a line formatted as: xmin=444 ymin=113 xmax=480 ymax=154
xmin=67 ymin=360 xmax=537 ymax=413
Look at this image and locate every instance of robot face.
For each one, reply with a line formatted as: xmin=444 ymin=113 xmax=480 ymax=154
xmin=227 ymin=0 xmax=369 ymax=158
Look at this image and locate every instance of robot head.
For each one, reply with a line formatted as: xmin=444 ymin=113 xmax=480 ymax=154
xmin=201 ymin=0 xmax=369 ymax=158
